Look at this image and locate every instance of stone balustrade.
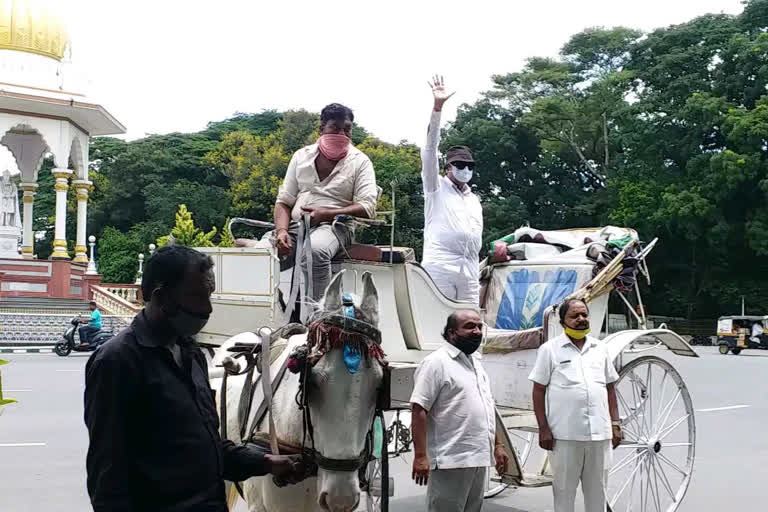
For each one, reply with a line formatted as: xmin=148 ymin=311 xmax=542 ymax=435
xmin=98 ymin=284 xmax=142 ymax=305
xmin=0 ymin=313 xmax=132 ymax=344
xmin=92 ymin=285 xmax=142 ymax=317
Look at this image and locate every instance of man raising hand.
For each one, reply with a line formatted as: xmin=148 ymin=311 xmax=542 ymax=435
xmin=420 ymin=76 xmax=483 ymax=304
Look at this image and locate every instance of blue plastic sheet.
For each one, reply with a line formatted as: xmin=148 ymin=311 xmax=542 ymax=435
xmin=495 ymin=268 xmax=578 ymax=329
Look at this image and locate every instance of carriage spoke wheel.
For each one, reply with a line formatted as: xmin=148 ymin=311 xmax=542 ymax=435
xmin=484 ymin=429 xmax=536 ymax=499
xmin=608 ymin=356 xmax=695 ymax=512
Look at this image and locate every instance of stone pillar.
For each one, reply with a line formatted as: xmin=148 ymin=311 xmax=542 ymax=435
xmin=51 ymin=168 xmax=73 ymax=260
xmin=72 ymin=180 xmax=92 ymax=263
xmin=20 ymin=183 xmax=38 ymax=258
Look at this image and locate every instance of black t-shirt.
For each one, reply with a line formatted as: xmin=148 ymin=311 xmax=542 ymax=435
xmin=84 ymin=312 xmax=269 ymax=512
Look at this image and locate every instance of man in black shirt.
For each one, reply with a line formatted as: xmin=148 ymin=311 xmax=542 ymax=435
xmin=84 ymin=245 xmax=300 ymax=512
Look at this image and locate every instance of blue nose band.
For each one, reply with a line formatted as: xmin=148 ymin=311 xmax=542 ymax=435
xmin=342 ymin=293 xmax=361 ymax=373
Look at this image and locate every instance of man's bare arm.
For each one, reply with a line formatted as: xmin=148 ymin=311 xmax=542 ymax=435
xmin=532 ymin=382 xmax=554 ymax=450
xmin=274 ymin=202 xmax=292 ymax=232
xmin=607 ymin=382 xmax=619 ymax=421
xmin=302 ymin=203 xmax=369 ymax=225
xmin=607 ymin=382 xmax=623 ymax=448
xmin=410 ymin=403 xmax=430 ymax=485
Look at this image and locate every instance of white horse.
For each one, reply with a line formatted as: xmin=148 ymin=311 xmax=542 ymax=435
xmin=211 ymin=270 xmax=384 ymax=512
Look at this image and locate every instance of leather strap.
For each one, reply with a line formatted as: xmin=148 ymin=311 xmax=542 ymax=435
xmin=260 ymin=327 xmax=279 ymax=455
xmin=246 ymin=357 xmax=290 ymax=444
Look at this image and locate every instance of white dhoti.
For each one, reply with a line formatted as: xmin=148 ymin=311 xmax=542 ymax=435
xmin=550 ymin=439 xmax=612 ymax=512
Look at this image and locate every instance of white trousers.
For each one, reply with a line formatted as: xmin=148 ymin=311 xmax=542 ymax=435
xmin=550 ymin=439 xmax=612 ymax=512
xmin=423 ymin=263 xmax=480 ymax=305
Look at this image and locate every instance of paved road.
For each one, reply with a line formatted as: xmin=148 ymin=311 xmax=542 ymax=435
xmin=1 ymin=346 xmax=766 ymax=511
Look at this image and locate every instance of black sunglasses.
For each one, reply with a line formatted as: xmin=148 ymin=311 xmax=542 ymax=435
xmin=451 ymin=161 xmax=475 ymax=170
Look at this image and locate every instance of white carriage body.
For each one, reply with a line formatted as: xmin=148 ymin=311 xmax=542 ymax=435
xmin=198 ymin=225 xmax=697 ymax=410
xmin=200 ymin=224 xmax=699 ymax=511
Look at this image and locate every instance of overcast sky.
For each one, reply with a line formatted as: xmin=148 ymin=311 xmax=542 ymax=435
xmin=13 ymin=0 xmax=752 ymax=154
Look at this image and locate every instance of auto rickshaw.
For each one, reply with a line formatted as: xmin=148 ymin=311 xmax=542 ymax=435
xmin=717 ymin=315 xmax=768 ymax=354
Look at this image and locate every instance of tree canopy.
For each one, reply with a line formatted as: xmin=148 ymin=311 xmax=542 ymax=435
xmin=68 ymin=0 xmax=768 ymax=319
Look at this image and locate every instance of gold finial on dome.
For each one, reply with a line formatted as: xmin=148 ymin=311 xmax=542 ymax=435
xmin=0 ymin=0 xmax=70 ymax=61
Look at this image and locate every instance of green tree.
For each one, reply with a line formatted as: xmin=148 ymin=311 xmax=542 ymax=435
xmin=203 ymin=131 xmax=289 ymax=221
xmin=157 ymin=204 xmax=217 ymax=247
xmin=97 ymin=226 xmax=142 ymax=283
xmin=219 ymin=217 xmax=235 ymax=248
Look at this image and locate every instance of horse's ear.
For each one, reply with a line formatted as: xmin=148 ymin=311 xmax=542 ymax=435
xmin=359 ymin=271 xmax=379 ymax=325
xmin=321 ymin=270 xmax=345 ymax=311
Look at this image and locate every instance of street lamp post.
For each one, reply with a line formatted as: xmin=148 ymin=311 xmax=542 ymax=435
xmin=86 ymin=235 xmax=98 ymax=275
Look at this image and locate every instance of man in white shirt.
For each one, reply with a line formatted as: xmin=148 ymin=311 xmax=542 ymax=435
xmin=421 ymin=76 xmax=483 ymax=304
xmin=528 ymin=298 xmax=623 ymax=512
xmin=273 ymin=103 xmax=378 ymax=301
xmin=410 ymin=309 xmax=509 ymax=512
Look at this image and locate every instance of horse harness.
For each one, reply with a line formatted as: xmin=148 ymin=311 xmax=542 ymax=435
xmin=217 ymin=297 xmax=388 ymax=489
xmin=291 ymin=296 xmax=388 ymax=475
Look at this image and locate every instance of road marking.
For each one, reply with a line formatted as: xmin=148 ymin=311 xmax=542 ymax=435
xmin=0 ymin=443 xmax=46 ymax=447
xmin=697 ymin=405 xmax=751 ymax=412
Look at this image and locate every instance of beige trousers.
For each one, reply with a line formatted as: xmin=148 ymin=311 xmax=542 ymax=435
xmin=426 ymin=467 xmax=487 ymax=512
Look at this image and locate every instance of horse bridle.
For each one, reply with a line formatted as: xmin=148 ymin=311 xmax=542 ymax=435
xmin=295 ymin=304 xmax=387 ymax=473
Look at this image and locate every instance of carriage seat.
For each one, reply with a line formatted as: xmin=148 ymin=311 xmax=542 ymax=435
xmin=482 ymin=327 xmax=543 ymax=354
xmin=333 ymin=244 xmax=415 ymax=264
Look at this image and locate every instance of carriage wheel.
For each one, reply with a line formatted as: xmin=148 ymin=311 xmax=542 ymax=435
xmin=484 ymin=429 xmax=536 ymax=499
xmin=363 ymin=448 xmax=390 ymax=511
xmin=608 ymin=356 xmax=695 ymax=512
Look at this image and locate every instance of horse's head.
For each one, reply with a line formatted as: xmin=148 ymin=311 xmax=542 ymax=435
xmin=304 ymin=270 xmax=384 ymax=512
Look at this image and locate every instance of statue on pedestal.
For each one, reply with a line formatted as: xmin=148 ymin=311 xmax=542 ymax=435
xmin=0 ymin=169 xmax=22 ymax=258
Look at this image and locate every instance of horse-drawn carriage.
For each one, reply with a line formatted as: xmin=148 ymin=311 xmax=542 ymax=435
xmin=199 ymin=217 xmax=698 ymax=512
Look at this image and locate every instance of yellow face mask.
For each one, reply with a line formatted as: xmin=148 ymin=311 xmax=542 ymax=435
xmin=564 ymin=327 xmax=590 ymax=340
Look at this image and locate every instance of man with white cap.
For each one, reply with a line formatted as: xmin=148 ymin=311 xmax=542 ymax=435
xmin=420 ymin=76 xmax=483 ymax=304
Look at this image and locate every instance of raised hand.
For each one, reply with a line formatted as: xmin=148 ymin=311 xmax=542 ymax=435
xmin=429 ymin=74 xmax=455 ymax=112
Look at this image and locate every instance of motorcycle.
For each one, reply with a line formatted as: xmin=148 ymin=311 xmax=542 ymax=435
xmin=54 ymin=317 xmax=114 ymax=357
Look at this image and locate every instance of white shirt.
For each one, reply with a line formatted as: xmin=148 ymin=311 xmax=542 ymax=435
xmin=410 ymin=343 xmax=496 ymax=469
xmin=421 ymin=110 xmax=483 ymax=276
xmin=528 ymin=334 xmax=619 ymax=441
xmin=275 ymin=143 xmax=378 ymax=221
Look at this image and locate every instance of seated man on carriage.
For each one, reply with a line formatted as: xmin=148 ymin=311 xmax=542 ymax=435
xmin=272 ymin=103 xmax=379 ymax=302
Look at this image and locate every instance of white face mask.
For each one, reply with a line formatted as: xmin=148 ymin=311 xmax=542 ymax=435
xmin=451 ymin=165 xmax=473 ymax=183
